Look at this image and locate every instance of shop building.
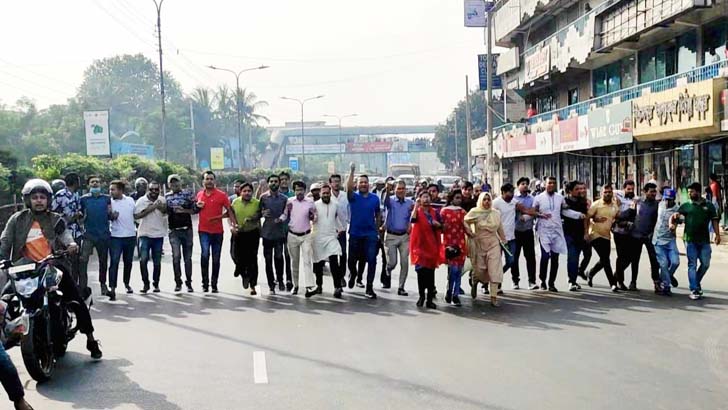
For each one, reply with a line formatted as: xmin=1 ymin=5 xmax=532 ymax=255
xmin=478 ymin=0 xmax=728 ymax=199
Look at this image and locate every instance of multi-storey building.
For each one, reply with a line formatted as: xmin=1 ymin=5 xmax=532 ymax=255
xmin=482 ymin=0 xmax=728 ymax=200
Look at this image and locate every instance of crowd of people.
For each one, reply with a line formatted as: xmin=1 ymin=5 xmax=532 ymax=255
xmin=0 ymin=165 xmax=723 ymax=409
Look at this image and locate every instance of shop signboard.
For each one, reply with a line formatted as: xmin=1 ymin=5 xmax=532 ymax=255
xmin=553 ymin=116 xmax=590 ymax=152
xmin=588 ymin=101 xmax=633 ymax=148
xmin=535 ymin=131 xmax=553 ymax=155
xmin=505 ymin=127 xmax=536 ymax=158
xmin=524 ymin=43 xmax=550 ymax=83
xmin=721 ymin=89 xmax=727 ymax=132
xmin=632 ymin=79 xmax=721 ymax=140
xmin=471 ymin=136 xmax=488 ymax=156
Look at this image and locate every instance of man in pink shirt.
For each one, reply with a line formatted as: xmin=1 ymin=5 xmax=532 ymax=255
xmin=196 ymin=171 xmax=237 ymax=293
xmin=279 ymin=181 xmax=317 ymax=296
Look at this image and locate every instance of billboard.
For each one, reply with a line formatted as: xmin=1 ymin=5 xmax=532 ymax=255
xmin=286 ymin=144 xmax=344 ymax=155
xmin=83 ymin=110 xmax=111 ymax=156
xmin=553 ymin=116 xmax=590 ymax=152
xmin=464 ymin=0 xmax=491 ymax=27
xmin=210 ymin=147 xmax=225 ymax=170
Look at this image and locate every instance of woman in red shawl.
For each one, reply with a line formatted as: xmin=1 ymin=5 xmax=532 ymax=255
xmin=409 ymin=190 xmax=442 ymax=309
xmin=441 ymin=189 xmax=472 ymax=307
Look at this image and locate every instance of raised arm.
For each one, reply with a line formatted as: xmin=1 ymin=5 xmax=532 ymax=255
xmin=347 ymin=162 xmax=356 ymax=200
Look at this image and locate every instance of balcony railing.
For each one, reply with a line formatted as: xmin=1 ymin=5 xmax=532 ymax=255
xmin=495 ymin=59 xmax=728 ymax=133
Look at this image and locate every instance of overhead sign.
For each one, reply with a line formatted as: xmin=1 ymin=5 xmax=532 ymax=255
xmin=478 ymin=54 xmax=502 ymax=90
xmin=83 ymin=110 xmax=111 ymax=156
xmin=286 ymin=144 xmax=344 ymax=155
xmin=210 ymin=147 xmax=225 ymax=170
xmin=464 ymin=0 xmax=492 ymax=27
xmin=524 ymin=44 xmax=550 ymax=83
xmin=110 ymin=141 xmax=155 ymax=159
xmin=588 ymin=101 xmax=633 ymax=148
xmin=288 ymin=157 xmax=299 ymax=171
xmin=632 ymin=79 xmax=721 ymax=140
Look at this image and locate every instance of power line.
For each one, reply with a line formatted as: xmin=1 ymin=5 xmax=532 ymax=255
xmin=0 ymin=67 xmax=74 ymax=98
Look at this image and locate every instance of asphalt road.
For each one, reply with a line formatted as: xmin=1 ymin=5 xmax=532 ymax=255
xmin=10 ymin=230 xmax=728 ymax=410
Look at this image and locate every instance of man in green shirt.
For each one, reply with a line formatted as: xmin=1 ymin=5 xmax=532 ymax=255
xmin=674 ymin=182 xmax=721 ymax=300
xmin=231 ymin=182 xmax=261 ymax=295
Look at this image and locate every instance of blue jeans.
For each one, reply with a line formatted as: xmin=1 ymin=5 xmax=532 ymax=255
xmin=685 ymin=241 xmax=711 ymax=291
xmin=348 ymin=235 xmax=378 ymax=287
xmin=654 ymin=241 xmax=680 ymax=290
xmin=448 ymin=264 xmax=463 ymax=297
xmin=199 ymin=232 xmax=224 ymax=288
xmin=109 ymin=236 xmax=136 ymax=289
xmin=0 ymin=344 xmax=23 ymax=402
xmin=169 ymin=228 xmax=194 ymax=286
xmin=565 ymin=234 xmax=592 ymax=284
xmin=502 ymin=239 xmax=517 ymax=275
xmin=139 ymin=236 xmax=164 ymax=287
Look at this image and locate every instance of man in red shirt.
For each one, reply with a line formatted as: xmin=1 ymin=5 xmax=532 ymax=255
xmin=196 ymin=171 xmax=237 ymax=292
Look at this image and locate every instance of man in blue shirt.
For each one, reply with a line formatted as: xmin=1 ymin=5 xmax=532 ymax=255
xmin=382 ymin=179 xmax=414 ymax=296
xmin=79 ymin=175 xmax=112 ymax=298
xmin=346 ymin=163 xmax=382 ymax=299
xmin=512 ymin=177 xmax=538 ymax=289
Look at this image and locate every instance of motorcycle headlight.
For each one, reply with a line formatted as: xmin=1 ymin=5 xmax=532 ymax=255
xmin=43 ymin=267 xmax=62 ymax=289
xmin=15 ymin=277 xmax=40 ymax=298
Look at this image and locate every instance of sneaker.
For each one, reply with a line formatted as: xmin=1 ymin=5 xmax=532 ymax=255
xmin=250 ymin=288 xmax=257 ymax=296
xmin=356 ymin=281 xmax=365 ymax=288
xmin=540 ymin=282 xmax=547 ymax=290
xmin=548 ymin=286 xmax=558 ymax=293
xmin=365 ymin=287 xmax=377 ymax=299
xmin=628 ymin=282 xmax=638 ymax=291
xmin=689 ymin=290 xmax=700 ymax=300
xmin=569 ymin=283 xmax=579 ymax=292
xmin=333 ymin=288 xmax=343 ymax=299
xmin=140 ymin=285 xmax=150 ymax=294
xmin=203 ymin=286 xmax=209 ymax=293
xmin=211 ymin=287 xmax=219 ymax=294
xmin=153 ymin=286 xmax=161 ymax=293
xmin=697 ymin=287 xmax=704 ymax=296
xmin=670 ymin=275 xmax=679 ymax=288
xmin=187 ymin=286 xmax=194 ymax=293
xmin=397 ymin=288 xmax=409 ymax=296
xmin=528 ymin=282 xmax=539 ymax=290
xmin=125 ymin=285 xmax=134 ymax=294
xmin=611 ymin=285 xmax=620 ymax=293
xmin=108 ymin=289 xmax=116 ymax=301
xmin=512 ymin=282 xmax=520 ymax=290
xmin=100 ymin=283 xmax=109 ymax=296
xmin=618 ymin=282 xmax=628 ymax=291
xmin=575 ymin=283 xmax=582 ymax=290
xmin=286 ymin=282 xmax=294 ymax=292
xmin=174 ymin=284 xmax=182 ymax=292
xmin=497 ymin=289 xmax=504 ymax=296
xmin=445 ymin=291 xmax=452 ymax=304
xmin=87 ymin=339 xmax=103 ymax=359
xmin=452 ymin=295 xmax=462 ymax=307
xmin=305 ymin=287 xmax=318 ymax=298
xmin=292 ymin=287 xmax=299 ymax=295
xmin=347 ymin=276 xmax=356 ymax=289
xmin=577 ymin=270 xmax=588 ymax=281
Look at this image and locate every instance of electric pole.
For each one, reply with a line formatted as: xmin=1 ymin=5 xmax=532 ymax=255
xmin=153 ymin=0 xmax=167 ymax=160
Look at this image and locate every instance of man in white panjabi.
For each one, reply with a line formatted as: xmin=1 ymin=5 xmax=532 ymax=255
xmin=312 ymin=184 xmax=345 ymax=298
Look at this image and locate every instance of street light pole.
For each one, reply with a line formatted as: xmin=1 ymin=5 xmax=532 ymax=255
xmin=281 ymin=95 xmax=325 ymax=174
xmin=152 ymin=0 xmax=166 ymax=160
xmin=323 ymin=114 xmax=357 ymax=168
xmin=208 ymin=64 xmax=269 ymax=171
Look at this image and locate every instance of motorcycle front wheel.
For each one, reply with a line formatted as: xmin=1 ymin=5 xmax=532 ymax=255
xmin=21 ymin=313 xmax=55 ymax=382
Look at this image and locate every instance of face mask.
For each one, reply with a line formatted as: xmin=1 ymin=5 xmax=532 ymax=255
xmin=90 ymin=187 xmax=101 ymax=194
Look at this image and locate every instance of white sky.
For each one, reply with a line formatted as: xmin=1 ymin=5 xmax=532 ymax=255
xmin=0 ymin=0 xmax=492 ymax=127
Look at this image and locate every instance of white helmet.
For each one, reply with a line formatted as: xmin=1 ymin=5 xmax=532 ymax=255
xmin=22 ymin=179 xmax=53 ymax=208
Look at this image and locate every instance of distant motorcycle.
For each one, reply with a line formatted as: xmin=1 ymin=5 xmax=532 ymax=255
xmin=0 ymin=251 xmax=82 ymax=382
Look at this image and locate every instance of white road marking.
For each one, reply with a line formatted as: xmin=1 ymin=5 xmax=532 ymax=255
xmin=253 ymin=351 xmax=269 ymax=384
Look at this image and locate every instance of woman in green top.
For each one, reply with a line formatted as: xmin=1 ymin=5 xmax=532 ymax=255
xmin=231 ymin=182 xmax=262 ymax=295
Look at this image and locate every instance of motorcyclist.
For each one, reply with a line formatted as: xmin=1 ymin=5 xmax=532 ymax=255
xmin=0 ymin=179 xmax=103 ymax=360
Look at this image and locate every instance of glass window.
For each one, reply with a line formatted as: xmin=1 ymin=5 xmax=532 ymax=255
xmin=593 ymin=67 xmax=608 ymax=97
xmin=568 ymin=88 xmax=579 ymax=105
xmin=607 ymin=62 xmax=621 ymax=93
xmin=703 ymin=18 xmax=728 ymax=64
xmin=677 ymin=30 xmax=697 ymax=73
xmin=621 ymin=55 xmax=636 ymax=89
xmin=639 ymin=48 xmax=656 ymax=83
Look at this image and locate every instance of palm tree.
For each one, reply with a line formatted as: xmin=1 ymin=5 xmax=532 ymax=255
xmin=236 ymin=88 xmax=269 ymax=128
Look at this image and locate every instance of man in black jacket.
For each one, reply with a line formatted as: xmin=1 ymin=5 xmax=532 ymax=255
xmin=625 ymin=183 xmax=660 ymax=291
xmin=563 ymin=181 xmax=592 ymax=291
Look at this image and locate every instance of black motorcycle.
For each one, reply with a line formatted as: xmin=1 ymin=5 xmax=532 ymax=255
xmin=0 ymin=251 xmax=81 ymax=382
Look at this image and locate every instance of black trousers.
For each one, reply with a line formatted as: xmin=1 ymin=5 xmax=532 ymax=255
xmin=313 ymin=255 xmax=343 ymax=289
xmin=513 ymin=230 xmax=537 ymax=284
xmin=588 ymin=237 xmax=616 ymax=286
xmin=377 ymin=236 xmax=389 ymax=286
xmin=539 ymin=245 xmax=559 ymax=286
xmin=283 ymin=235 xmax=292 ymax=284
xmin=234 ymin=229 xmax=260 ymax=287
xmin=58 ymin=263 xmax=94 ymax=335
xmin=631 ymin=236 xmax=661 ymax=283
xmin=416 ymin=267 xmax=436 ymax=300
xmin=613 ymin=232 xmax=634 ymax=284
xmin=337 ymin=231 xmax=348 ymax=280
xmin=262 ymin=238 xmax=284 ymax=289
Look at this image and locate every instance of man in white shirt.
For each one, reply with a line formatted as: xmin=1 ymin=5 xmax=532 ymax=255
xmin=312 ymin=184 xmax=345 ymax=298
xmin=492 ymin=183 xmax=518 ymax=290
xmin=533 ymin=176 xmax=584 ymax=292
xmin=134 ymin=181 xmax=167 ymax=293
xmin=108 ymin=180 xmax=137 ymax=300
xmin=329 ymin=174 xmax=350 ymax=287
